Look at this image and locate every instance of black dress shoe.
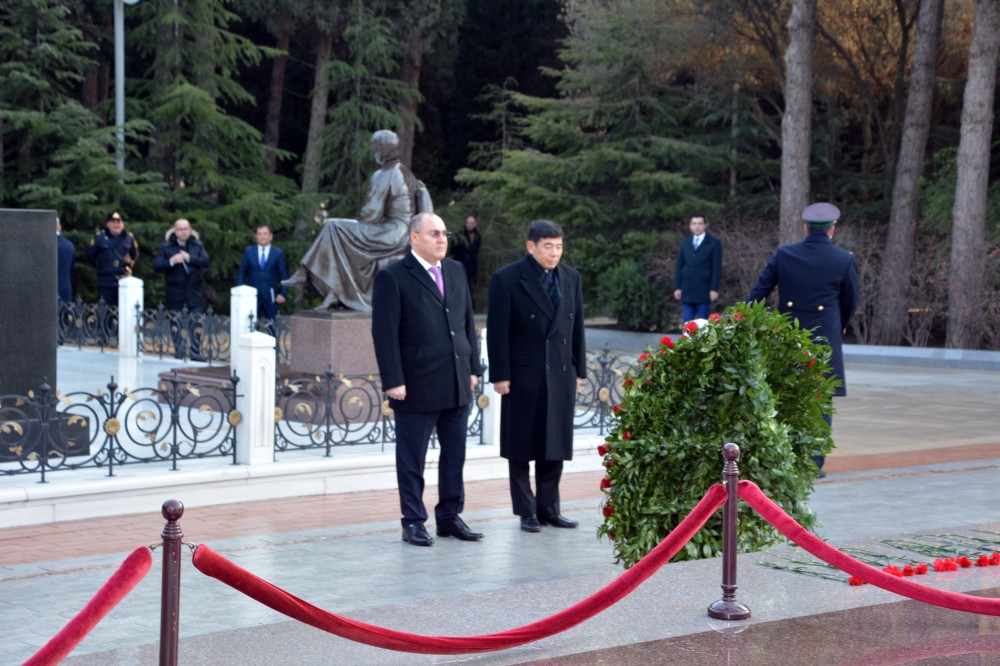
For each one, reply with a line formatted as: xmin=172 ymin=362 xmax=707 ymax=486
xmin=520 ymin=515 xmax=541 ymax=532
xmin=436 ymin=516 xmax=484 ymax=541
xmin=402 ymin=522 xmax=434 ymax=546
xmin=539 ymin=514 xmax=578 ymax=529
xmin=817 ymin=469 xmax=827 ymax=479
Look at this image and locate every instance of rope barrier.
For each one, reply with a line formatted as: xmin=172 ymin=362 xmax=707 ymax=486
xmin=738 ymin=480 xmax=1000 ymax=615
xmin=191 ymin=484 xmax=729 ymax=654
xmin=23 ymin=547 xmax=153 ymax=666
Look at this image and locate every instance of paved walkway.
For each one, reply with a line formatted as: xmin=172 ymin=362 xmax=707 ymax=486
xmin=2 ymin=345 xmax=1000 ymax=664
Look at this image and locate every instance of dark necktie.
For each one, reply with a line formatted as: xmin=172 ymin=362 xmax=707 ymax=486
xmin=543 ymin=270 xmax=561 ymax=309
xmin=259 ymin=248 xmax=267 ymax=269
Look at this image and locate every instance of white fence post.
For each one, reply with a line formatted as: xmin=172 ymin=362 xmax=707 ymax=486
xmin=230 ymin=285 xmax=258 ymax=375
xmin=235 ymin=331 xmax=275 ymax=465
xmin=118 ymin=276 xmax=143 ymax=358
xmin=480 ymin=326 xmax=501 ymax=446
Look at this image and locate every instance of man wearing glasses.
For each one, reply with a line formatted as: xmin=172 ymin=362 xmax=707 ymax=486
xmin=87 ymin=211 xmax=139 ymax=306
xmin=371 ymin=212 xmax=484 ymax=548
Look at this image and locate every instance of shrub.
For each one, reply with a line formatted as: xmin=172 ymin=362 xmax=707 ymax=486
xmin=598 ymin=301 xmax=837 ymax=567
xmin=597 ymin=258 xmax=666 ymax=331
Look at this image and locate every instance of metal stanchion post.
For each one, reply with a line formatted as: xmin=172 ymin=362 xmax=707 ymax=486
xmin=159 ymin=499 xmax=184 ymax=666
xmin=707 ymin=443 xmax=751 ymax=620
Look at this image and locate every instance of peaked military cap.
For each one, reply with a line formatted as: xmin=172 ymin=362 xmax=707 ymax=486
xmin=801 ymin=202 xmax=840 ymax=227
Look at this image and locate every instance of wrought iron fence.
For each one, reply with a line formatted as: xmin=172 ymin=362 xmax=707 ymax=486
xmin=55 ymin=299 xmax=290 ymax=366
xmin=57 ymin=298 xmax=118 ymax=350
xmin=273 ymin=368 xmax=488 ymax=457
xmin=1 ymin=373 xmax=240 ymax=481
xmin=575 ymin=345 xmax=637 ymax=435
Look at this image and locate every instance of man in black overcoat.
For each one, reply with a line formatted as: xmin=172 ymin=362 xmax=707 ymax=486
xmin=153 ymin=218 xmax=211 ymax=359
xmin=673 ymin=214 xmax=723 ymax=323
xmin=487 ymin=220 xmax=587 ymax=533
xmin=372 ymin=212 xmax=484 ymax=547
xmin=746 ymin=202 xmax=859 ymax=475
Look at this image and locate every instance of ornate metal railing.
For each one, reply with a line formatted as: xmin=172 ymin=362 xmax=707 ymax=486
xmin=56 ymin=299 xmax=290 ymax=366
xmin=57 ymin=298 xmax=118 ymax=351
xmin=0 ymin=374 xmax=240 ymax=481
xmin=273 ymin=368 xmax=488 ymax=457
xmin=575 ymin=345 xmax=637 ymax=435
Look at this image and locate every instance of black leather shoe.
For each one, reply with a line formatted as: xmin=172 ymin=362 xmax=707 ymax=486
xmin=520 ymin=515 xmax=541 ymax=532
xmin=539 ymin=514 xmax=578 ymax=529
xmin=817 ymin=469 xmax=827 ymax=479
xmin=436 ymin=516 xmax=484 ymax=541
xmin=402 ymin=522 xmax=434 ymax=546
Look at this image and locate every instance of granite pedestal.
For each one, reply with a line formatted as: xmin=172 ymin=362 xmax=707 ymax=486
xmin=289 ymin=311 xmax=378 ymax=377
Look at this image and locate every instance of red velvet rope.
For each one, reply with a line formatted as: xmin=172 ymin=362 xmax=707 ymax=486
xmin=192 ymin=483 xmax=728 ymax=654
xmin=24 ymin=547 xmax=153 ymax=666
xmin=738 ymin=480 xmax=1000 ymax=615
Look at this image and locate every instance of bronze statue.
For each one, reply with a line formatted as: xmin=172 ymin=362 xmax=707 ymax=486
xmin=283 ymin=130 xmax=433 ymax=311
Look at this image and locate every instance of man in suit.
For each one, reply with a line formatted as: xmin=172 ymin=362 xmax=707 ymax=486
xmin=746 ymin=202 xmax=859 ymax=476
xmin=153 ymin=218 xmax=211 ymax=359
xmin=487 ymin=220 xmax=587 ymax=533
xmin=673 ymin=214 xmax=723 ymax=323
xmin=450 ymin=215 xmax=482 ymax=306
xmin=237 ymin=224 xmax=287 ymax=321
xmin=371 ymin=212 xmax=484 ymax=547
xmin=56 ymin=218 xmax=74 ymax=303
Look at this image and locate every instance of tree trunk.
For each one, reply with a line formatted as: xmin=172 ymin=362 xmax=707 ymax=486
xmin=264 ymin=8 xmax=293 ymax=175
xmin=397 ymin=32 xmax=422 ymax=168
xmin=873 ymin=0 xmax=944 ymax=345
xmin=946 ymin=0 xmax=1000 ymax=349
xmin=300 ymin=31 xmax=334 ymax=195
xmin=779 ymin=0 xmax=816 ymax=245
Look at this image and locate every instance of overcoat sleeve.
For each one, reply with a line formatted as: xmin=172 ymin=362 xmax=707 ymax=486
xmin=486 ymin=272 xmax=512 ymax=383
xmin=371 ymin=269 xmax=406 ymax=389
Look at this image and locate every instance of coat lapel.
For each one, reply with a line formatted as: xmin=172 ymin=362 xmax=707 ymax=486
xmin=519 ymin=255 xmax=555 ymax=318
xmin=405 ymin=254 xmax=443 ymax=301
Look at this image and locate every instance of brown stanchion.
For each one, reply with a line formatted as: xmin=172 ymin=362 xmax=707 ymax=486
xmin=707 ymin=443 xmax=751 ymax=620
xmin=159 ymin=499 xmax=184 ymax=666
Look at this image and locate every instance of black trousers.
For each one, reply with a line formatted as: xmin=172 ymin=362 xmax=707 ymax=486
xmin=394 ymin=404 xmax=470 ymax=526
xmin=508 ymin=459 xmax=563 ymax=519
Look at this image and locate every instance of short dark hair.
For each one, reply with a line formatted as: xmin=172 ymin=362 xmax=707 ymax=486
xmin=527 ymin=219 xmax=564 ymax=243
xmin=690 ymin=214 xmax=707 ymax=224
xmin=254 ymin=224 xmax=274 ymax=234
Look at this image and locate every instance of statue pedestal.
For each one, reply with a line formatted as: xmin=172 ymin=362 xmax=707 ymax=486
xmin=289 ymin=311 xmax=378 ymax=376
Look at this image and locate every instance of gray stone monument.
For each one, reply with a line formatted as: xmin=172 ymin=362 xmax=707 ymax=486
xmin=0 ymin=208 xmax=58 ymax=395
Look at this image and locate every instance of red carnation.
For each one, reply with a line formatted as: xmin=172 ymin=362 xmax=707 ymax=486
xmin=848 ymin=576 xmax=865 ymax=586
xmin=638 ymin=352 xmax=650 ymax=362
xmin=882 ymin=565 xmax=903 ymax=577
xmin=623 ymin=431 xmax=632 ymax=441
xmin=733 ymin=311 xmax=745 ymax=321
xmin=600 ymin=477 xmax=611 ymax=489
xmin=609 ymin=531 xmax=616 ymax=540
xmin=624 ymin=378 xmax=634 ymax=388
xmin=684 ymin=321 xmax=699 ymax=334
xmin=598 ymin=444 xmax=608 ymax=456
xmin=709 ymin=313 xmax=720 ymax=322
xmin=602 ymin=504 xmax=614 ymax=517
xmin=613 ymin=403 xmax=625 ymax=416
xmin=902 ymin=565 xmax=915 ymax=577
xmin=976 ymin=555 xmax=990 ymax=567
xmin=915 ymin=563 xmax=929 ymax=575
xmin=660 ymin=335 xmax=674 ymax=349
xmin=990 ymin=552 xmax=1000 ymax=565
xmin=802 ymin=350 xmax=815 ymax=368
xmin=957 ymin=556 xmax=972 ymax=568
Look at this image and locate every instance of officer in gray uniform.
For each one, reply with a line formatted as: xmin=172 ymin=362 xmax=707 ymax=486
xmin=746 ymin=202 xmax=859 ymax=475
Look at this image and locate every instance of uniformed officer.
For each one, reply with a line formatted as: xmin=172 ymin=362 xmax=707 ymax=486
xmin=87 ymin=211 xmax=139 ymax=306
xmin=746 ymin=202 xmax=859 ymax=475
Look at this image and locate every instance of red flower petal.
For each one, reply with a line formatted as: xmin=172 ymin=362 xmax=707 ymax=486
xmin=733 ymin=312 xmax=745 ymax=321
xmin=848 ymin=576 xmax=866 ymax=586
xmin=660 ymin=335 xmax=674 ymax=349
xmin=600 ymin=477 xmax=611 ymax=489
xmin=957 ymin=556 xmax=972 ymax=568
xmin=684 ymin=321 xmax=699 ymax=334
xmin=915 ymin=563 xmax=928 ymax=575
xmin=623 ymin=431 xmax=632 ymax=441
xmin=902 ymin=565 xmax=915 ymax=576
xmin=709 ymin=313 xmax=720 ymax=322
xmin=597 ymin=444 xmax=607 ymax=457
xmin=976 ymin=555 xmax=990 ymax=567
xmin=602 ymin=504 xmax=614 ymax=517
xmin=624 ymin=378 xmax=633 ymax=388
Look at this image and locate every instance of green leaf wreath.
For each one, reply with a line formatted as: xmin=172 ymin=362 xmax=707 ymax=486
xmin=598 ymin=301 xmax=838 ymax=568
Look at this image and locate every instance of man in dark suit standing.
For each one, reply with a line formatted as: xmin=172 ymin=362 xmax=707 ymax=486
xmin=237 ymin=224 xmax=287 ymax=321
xmin=673 ymin=214 xmax=723 ymax=323
xmin=372 ymin=212 xmax=484 ymax=547
xmin=56 ymin=218 xmax=74 ymax=303
xmin=487 ymin=220 xmax=587 ymax=533
xmin=746 ymin=202 xmax=859 ymax=476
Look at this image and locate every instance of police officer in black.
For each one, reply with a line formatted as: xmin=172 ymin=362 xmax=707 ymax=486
xmin=87 ymin=211 xmax=139 ymax=306
xmin=746 ymin=202 xmax=859 ymax=477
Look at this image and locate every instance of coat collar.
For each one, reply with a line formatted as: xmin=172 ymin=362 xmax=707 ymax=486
xmin=518 ymin=254 xmax=556 ymax=317
xmin=403 ymin=252 xmax=446 ymax=301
